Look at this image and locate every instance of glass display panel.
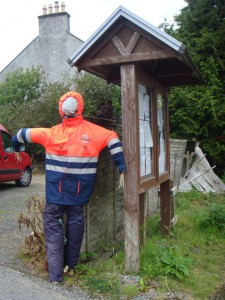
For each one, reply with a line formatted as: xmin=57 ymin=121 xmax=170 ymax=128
xmin=138 ymin=83 xmax=153 ymax=178
xmin=157 ymin=92 xmax=167 ymax=174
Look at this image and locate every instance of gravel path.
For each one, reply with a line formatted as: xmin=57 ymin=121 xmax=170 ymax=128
xmin=0 ymin=173 xmax=46 ymax=273
xmin=0 ymin=266 xmax=93 ymax=300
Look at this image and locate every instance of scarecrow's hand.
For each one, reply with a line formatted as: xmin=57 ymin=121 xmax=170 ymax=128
xmin=15 ymin=152 xmax=23 ymax=163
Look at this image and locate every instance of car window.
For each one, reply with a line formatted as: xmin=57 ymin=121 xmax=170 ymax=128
xmin=1 ymin=131 xmax=15 ymax=152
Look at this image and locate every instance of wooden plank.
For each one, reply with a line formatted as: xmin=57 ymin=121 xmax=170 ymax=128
xmin=139 ymin=192 xmax=147 ymax=245
xmin=160 ymin=179 xmax=171 ymax=234
xmin=171 ymin=215 xmax=178 ymax=229
xmin=170 ymin=186 xmax=178 ymax=197
xmin=112 ymin=32 xmax=140 ymax=55
xmin=81 ymin=51 xmax=175 ymax=67
xmin=124 ymin=211 xmax=140 ymax=272
xmin=121 ymin=64 xmax=140 ymax=272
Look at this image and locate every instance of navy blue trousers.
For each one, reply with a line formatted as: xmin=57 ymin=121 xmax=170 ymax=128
xmin=44 ymin=203 xmax=84 ymax=282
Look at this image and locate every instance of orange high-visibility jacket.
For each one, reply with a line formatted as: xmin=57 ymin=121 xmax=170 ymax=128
xmin=12 ymin=91 xmax=126 ymax=205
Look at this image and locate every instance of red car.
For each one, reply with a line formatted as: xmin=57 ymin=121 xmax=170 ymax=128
xmin=0 ymin=124 xmax=32 ymax=187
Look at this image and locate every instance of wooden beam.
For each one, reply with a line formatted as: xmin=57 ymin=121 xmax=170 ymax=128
xmin=139 ymin=192 xmax=147 ymax=245
xmin=121 ymin=64 xmax=140 ymax=272
xmin=154 ymin=72 xmax=194 ymax=79
xmin=80 ymin=51 xmax=175 ymax=68
xmin=112 ymin=32 xmax=140 ymax=55
xmin=160 ymin=179 xmax=171 ymax=235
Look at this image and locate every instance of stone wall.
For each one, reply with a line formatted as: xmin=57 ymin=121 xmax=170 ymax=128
xmin=80 ymin=118 xmax=187 ymax=253
xmin=81 ymin=118 xmax=124 ymax=252
xmin=80 ymin=118 xmax=161 ymax=253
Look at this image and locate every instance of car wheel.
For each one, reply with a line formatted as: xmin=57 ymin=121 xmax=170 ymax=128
xmin=15 ymin=168 xmax=32 ymax=187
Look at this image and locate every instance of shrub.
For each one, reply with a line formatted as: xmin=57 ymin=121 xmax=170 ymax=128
xmin=200 ymin=204 xmax=225 ymax=231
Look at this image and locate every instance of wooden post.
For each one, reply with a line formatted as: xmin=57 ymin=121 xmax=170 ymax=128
xmin=160 ymin=179 xmax=171 ymax=234
xmin=139 ymin=192 xmax=147 ymax=245
xmin=121 ymin=64 xmax=140 ymax=272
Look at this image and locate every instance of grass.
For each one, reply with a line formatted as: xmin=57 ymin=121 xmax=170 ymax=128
xmin=18 ymin=190 xmax=225 ymax=299
xmin=147 ymin=190 xmax=225 ymax=299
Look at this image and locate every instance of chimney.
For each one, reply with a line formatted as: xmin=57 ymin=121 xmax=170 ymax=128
xmin=54 ymin=1 xmax=59 ymax=13
xmin=38 ymin=2 xmax=71 ymax=36
xmin=42 ymin=5 xmax=47 ymax=15
xmin=48 ymin=3 xmax=53 ymax=14
xmin=61 ymin=2 xmax=65 ymax=12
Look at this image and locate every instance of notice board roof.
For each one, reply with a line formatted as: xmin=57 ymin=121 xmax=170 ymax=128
xmin=68 ymin=6 xmax=204 ymax=87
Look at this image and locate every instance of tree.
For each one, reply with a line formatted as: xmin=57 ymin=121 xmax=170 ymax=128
xmin=0 ymin=68 xmax=121 ymax=159
xmin=72 ymin=72 xmax=121 ymax=121
xmin=0 ymin=66 xmax=46 ymax=105
xmin=0 ymin=68 xmax=70 ymax=159
xmin=163 ymin=0 xmax=225 ymax=172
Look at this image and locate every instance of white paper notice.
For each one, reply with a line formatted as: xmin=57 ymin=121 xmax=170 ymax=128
xmin=139 ymin=120 xmax=145 ymax=148
xmin=145 ymin=147 xmax=151 ymax=175
xmin=144 ymin=121 xmax=153 ymax=147
xmin=144 ymin=94 xmax=150 ymax=121
xmin=140 ymin=148 xmax=146 ymax=176
xmin=138 ymin=92 xmax=145 ymax=120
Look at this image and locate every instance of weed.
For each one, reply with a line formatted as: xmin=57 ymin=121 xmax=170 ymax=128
xmin=86 ymin=276 xmax=120 ymax=299
xmin=18 ymin=194 xmax=45 ymax=259
xmin=140 ymin=241 xmax=192 ymax=281
xmin=158 ymin=244 xmax=192 ymax=280
xmin=121 ymin=284 xmax=139 ymax=298
xmin=200 ymin=203 xmax=225 ymax=231
xmin=208 ymin=283 xmax=225 ymax=300
xmin=145 ymin=213 xmax=161 ymax=236
xmin=79 ymin=251 xmax=99 ymax=263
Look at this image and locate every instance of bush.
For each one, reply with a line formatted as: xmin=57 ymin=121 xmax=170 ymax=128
xmin=200 ymin=204 xmax=225 ymax=231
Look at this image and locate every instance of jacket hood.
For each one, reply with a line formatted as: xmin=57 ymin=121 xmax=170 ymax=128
xmin=59 ymin=91 xmax=84 ymax=117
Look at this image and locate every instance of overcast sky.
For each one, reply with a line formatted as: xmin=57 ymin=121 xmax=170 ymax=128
xmin=0 ymin=0 xmax=187 ymax=71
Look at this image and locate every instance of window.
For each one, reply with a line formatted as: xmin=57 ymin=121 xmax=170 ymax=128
xmin=1 ymin=131 xmax=15 ymax=152
xmin=138 ymin=83 xmax=154 ymax=178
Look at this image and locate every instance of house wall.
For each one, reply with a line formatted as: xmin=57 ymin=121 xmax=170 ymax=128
xmin=0 ymin=9 xmax=83 ymax=83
